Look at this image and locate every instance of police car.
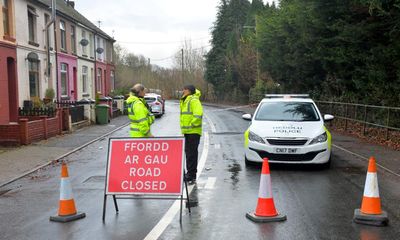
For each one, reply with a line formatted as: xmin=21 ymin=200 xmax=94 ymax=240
xmin=144 ymin=93 xmax=165 ymax=118
xmin=243 ymin=94 xmax=334 ymax=168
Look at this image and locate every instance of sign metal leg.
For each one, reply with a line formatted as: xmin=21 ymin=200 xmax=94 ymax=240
xmin=102 ymin=194 xmax=107 ymax=222
xmin=184 ymin=179 xmax=191 ymax=214
xmin=113 ymin=195 xmax=119 ymax=213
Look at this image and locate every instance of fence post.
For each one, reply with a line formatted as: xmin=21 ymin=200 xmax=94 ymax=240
xmin=58 ymin=108 xmax=63 ymax=134
xmin=19 ymin=118 xmax=29 ymax=145
xmin=362 ymin=105 xmax=367 ymax=136
xmin=385 ymin=108 xmax=390 ymax=140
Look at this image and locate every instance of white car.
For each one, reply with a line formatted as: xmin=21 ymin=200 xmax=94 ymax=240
xmin=243 ymin=94 xmax=334 ymax=168
xmin=144 ymin=94 xmax=165 ymax=117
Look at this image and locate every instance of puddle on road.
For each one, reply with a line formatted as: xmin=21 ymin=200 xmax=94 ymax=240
xmin=227 ymin=162 xmax=242 ymax=189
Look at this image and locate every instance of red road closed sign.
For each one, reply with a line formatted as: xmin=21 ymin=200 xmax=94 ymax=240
xmin=106 ymin=137 xmax=185 ymax=195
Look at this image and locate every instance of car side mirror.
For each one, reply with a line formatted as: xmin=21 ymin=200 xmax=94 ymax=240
xmin=323 ymin=114 xmax=334 ymax=122
xmin=242 ymin=113 xmax=252 ymax=121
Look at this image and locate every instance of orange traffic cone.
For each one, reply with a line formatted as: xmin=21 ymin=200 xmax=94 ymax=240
xmin=353 ymin=157 xmax=388 ymax=226
xmin=50 ymin=162 xmax=86 ymax=222
xmin=246 ymin=158 xmax=286 ymax=222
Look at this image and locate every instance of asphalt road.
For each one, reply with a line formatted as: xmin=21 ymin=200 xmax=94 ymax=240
xmin=0 ymin=101 xmax=399 ymax=240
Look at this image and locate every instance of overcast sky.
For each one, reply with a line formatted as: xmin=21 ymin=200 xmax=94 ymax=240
xmin=75 ymin=0 xmax=276 ymax=68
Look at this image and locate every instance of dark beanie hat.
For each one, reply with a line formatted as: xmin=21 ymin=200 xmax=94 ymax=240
xmin=183 ymin=85 xmax=196 ymax=94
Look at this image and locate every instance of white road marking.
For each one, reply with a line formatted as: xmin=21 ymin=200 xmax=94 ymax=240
xmin=204 ymin=113 xmax=216 ymax=133
xmin=333 ymin=144 xmax=400 ymax=177
xmin=204 ymin=177 xmax=217 ymax=189
xmin=144 ymin=117 xmax=214 ymax=240
xmin=214 ymin=144 xmax=221 ymax=149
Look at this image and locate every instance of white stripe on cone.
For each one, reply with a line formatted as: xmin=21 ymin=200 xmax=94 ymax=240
xmin=258 ymin=174 xmax=273 ymax=198
xmin=60 ymin=177 xmax=74 ymax=200
xmin=363 ymin=172 xmax=380 ymax=198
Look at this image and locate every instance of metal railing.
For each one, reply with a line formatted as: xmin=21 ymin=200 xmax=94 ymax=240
xmin=55 ymin=100 xmax=85 ymax=123
xmin=316 ymin=101 xmax=400 ymax=139
xmin=19 ymin=107 xmax=56 ymax=117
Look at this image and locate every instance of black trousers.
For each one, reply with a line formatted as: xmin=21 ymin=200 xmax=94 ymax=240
xmin=184 ymin=134 xmax=201 ymax=179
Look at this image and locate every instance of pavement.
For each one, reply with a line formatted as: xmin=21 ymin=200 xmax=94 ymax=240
xmin=1 ymin=102 xmax=399 ymax=188
xmin=0 ymin=116 xmax=130 ymax=187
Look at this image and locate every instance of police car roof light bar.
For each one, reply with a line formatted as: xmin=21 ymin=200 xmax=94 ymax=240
xmin=264 ymin=94 xmax=310 ymax=99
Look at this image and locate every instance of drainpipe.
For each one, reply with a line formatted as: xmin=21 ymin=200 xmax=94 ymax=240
xmin=94 ymin=31 xmax=97 ymax=97
xmin=52 ymin=3 xmax=59 ymax=100
xmin=45 ymin=0 xmax=56 ymax=85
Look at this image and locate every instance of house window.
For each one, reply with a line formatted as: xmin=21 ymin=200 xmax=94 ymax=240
xmin=60 ymin=21 xmax=66 ymax=50
xmin=2 ymin=0 xmax=10 ymax=36
xmin=96 ymin=37 xmax=101 ymax=60
xmin=60 ymin=63 xmax=68 ymax=96
xmin=28 ymin=6 xmax=38 ymax=43
xmin=44 ymin=13 xmax=49 ymax=24
xmin=103 ymin=39 xmax=106 ymax=60
xmin=82 ymin=66 xmax=88 ymax=93
xmin=96 ymin=68 xmax=102 ymax=93
xmin=71 ymin=25 xmax=76 ymax=53
xmin=29 ymin=60 xmax=40 ymax=97
xmin=110 ymin=71 xmax=115 ymax=91
xmin=110 ymin=44 xmax=113 ymax=62
xmin=89 ymin=33 xmax=93 ymax=57
xmin=81 ymin=29 xmax=87 ymax=55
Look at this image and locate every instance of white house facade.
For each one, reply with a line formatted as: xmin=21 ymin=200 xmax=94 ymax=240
xmin=15 ymin=0 xmax=56 ymax=107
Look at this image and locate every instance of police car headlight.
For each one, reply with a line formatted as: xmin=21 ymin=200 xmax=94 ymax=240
xmin=249 ymin=131 xmax=265 ymax=144
xmin=310 ymin=132 xmax=327 ymax=145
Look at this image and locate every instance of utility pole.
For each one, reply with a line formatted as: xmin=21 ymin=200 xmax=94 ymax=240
xmin=181 ymin=48 xmax=184 ymax=86
xmin=255 ymin=15 xmax=260 ymax=82
xmin=243 ymin=15 xmax=260 ymax=81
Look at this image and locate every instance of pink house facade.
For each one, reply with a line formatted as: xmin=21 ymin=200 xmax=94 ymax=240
xmin=57 ymin=52 xmax=78 ymax=100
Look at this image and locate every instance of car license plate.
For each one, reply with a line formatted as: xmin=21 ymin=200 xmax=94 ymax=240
xmin=275 ymin=148 xmax=298 ymax=154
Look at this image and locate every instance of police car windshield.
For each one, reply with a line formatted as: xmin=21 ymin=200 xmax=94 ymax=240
xmin=255 ymin=102 xmax=320 ymax=121
xmin=144 ymin=97 xmax=156 ymax=103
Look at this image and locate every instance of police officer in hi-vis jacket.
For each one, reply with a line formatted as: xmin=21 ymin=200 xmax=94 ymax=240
xmin=126 ymin=84 xmax=155 ymax=138
xmin=180 ymin=85 xmax=203 ymax=184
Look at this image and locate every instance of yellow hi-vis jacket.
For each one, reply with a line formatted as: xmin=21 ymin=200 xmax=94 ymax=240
xmin=180 ymin=89 xmax=203 ymax=135
xmin=126 ymin=94 xmax=154 ymax=137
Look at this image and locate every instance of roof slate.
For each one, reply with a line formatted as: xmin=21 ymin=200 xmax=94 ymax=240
xmin=33 ymin=0 xmax=114 ymax=41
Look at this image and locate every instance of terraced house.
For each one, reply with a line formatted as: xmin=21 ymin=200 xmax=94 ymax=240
xmin=0 ymin=0 xmax=116 ymax=145
xmin=0 ymin=0 xmax=18 ymax=124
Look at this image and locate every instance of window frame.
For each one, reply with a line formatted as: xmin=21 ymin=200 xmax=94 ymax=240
xmin=28 ymin=59 xmax=40 ymax=98
xmin=60 ymin=63 xmax=69 ymax=97
xmin=110 ymin=70 xmax=115 ymax=91
xmin=27 ymin=6 xmax=38 ymax=43
xmin=60 ymin=20 xmax=66 ymax=51
xmin=96 ymin=68 xmax=102 ymax=94
xmin=2 ymin=0 xmax=10 ymax=36
xmin=81 ymin=29 xmax=87 ymax=55
xmin=70 ymin=25 xmax=76 ymax=54
xmin=89 ymin=33 xmax=94 ymax=58
xmin=82 ymin=65 xmax=88 ymax=94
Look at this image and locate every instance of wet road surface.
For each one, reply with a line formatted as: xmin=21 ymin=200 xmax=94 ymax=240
xmin=0 ymin=101 xmax=399 ymax=240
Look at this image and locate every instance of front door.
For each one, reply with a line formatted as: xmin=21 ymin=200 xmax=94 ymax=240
xmin=73 ymin=67 xmax=77 ymax=101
